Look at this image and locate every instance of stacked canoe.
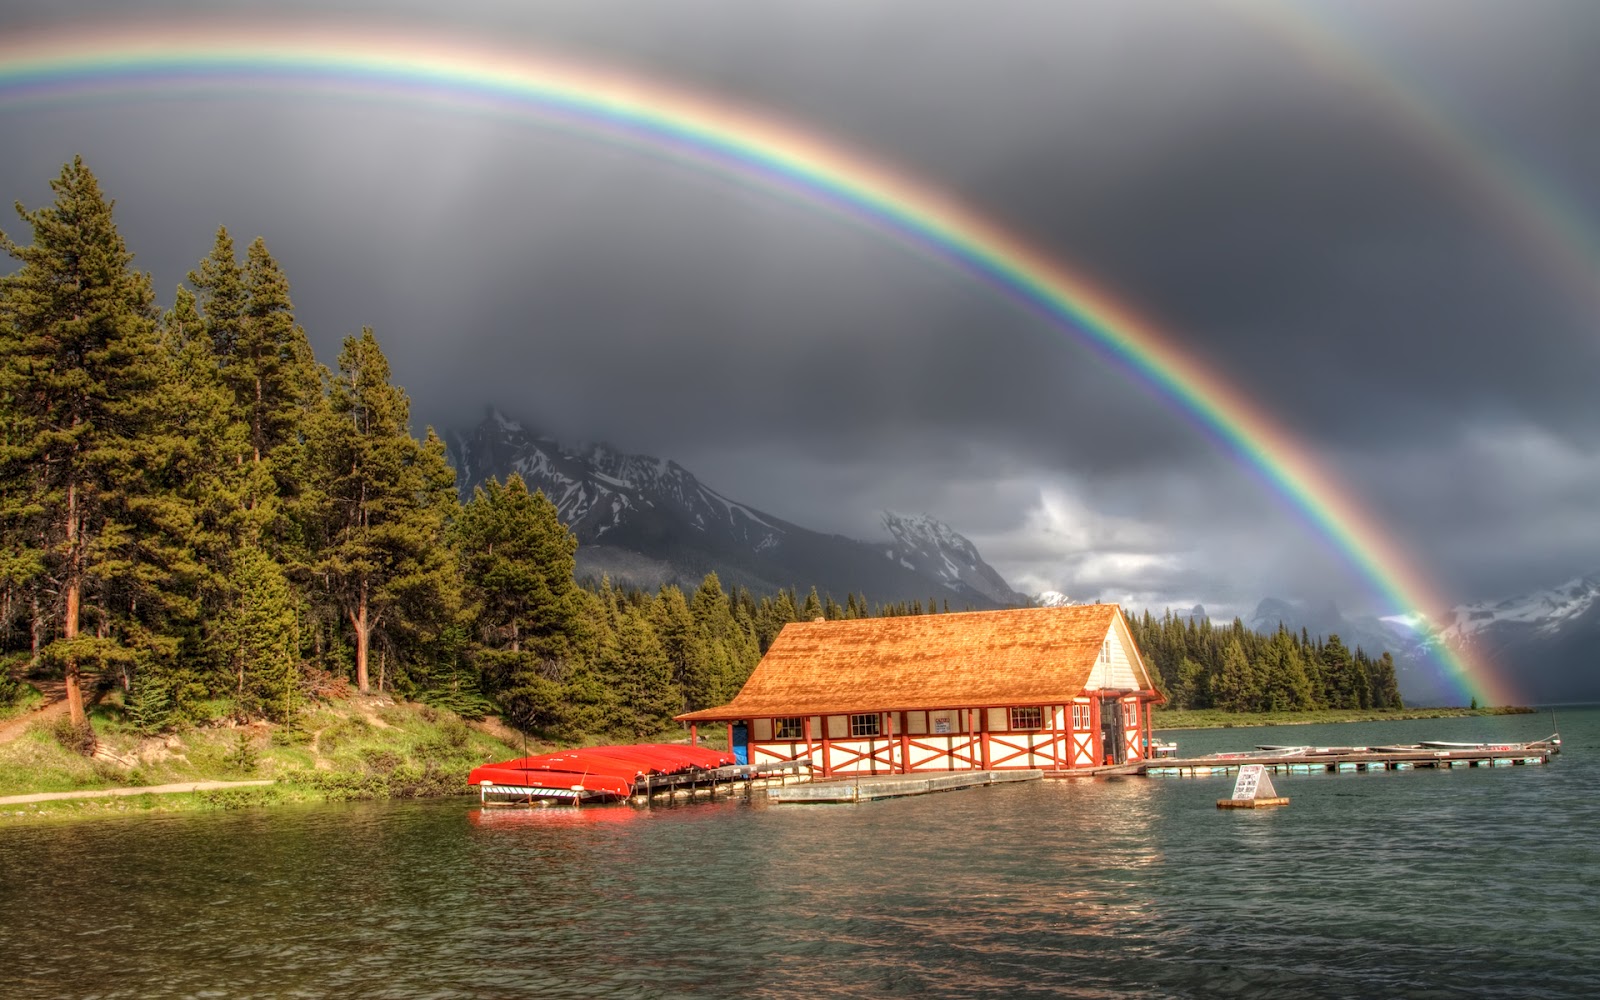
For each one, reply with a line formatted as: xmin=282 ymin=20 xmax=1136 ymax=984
xmin=469 ymin=743 xmax=738 ymax=802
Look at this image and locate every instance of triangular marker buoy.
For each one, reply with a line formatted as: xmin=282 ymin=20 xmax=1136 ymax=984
xmin=1218 ymin=763 xmax=1289 ymax=808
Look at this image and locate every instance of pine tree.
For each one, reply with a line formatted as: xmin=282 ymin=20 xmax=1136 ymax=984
xmin=1320 ymin=635 xmax=1359 ymax=709
xmin=801 ymin=586 xmax=823 ymax=622
xmin=303 ymin=328 xmax=452 ymax=693
xmin=652 ymin=585 xmax=705 ymax=711
xmin=1371 ymin=651 xmax=1403 ymax=709
xmin=216 ymin=545 xmax=299 ymax=720
xmin=1259 ymin=626 xmax=1315 ymax=711
xmin=0 ymin=158 xmax=166 ymax=728
xmin=1212 ymin=638 xmax=1254 ymax=712
xmin=610 ymin=604 xmax=680 ymax=737
xmin=455 ymin=474 xmax=583 ymax=660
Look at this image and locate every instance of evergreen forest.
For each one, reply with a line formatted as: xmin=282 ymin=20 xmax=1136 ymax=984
xmin=0 ymin=159 xmax=1399 ymax=749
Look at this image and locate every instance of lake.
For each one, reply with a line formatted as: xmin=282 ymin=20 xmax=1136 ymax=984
xmin=2 ymin=708 xmax=1596 ymax=998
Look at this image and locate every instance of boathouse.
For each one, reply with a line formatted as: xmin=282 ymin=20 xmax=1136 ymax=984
xmin=676 ymin=603 xmax=1163 ymax=777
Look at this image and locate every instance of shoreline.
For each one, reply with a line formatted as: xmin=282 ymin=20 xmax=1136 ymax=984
xmin=0 ymin=701 xmax=1550 ymax=823
xmin=1153 ymin=705 xmax=1536 ymax=732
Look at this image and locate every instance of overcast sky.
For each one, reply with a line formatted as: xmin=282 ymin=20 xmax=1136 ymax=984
xmin=2 ymin=0 xmax=1596 ymax=618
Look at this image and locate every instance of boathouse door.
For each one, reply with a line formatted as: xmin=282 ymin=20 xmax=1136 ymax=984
xmin=731 ymin=723 xmax=749 ymax=765
xmin=1099 ymin=696 xmax=1125 ymax=764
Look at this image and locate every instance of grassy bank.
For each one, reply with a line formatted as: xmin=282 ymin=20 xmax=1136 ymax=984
xmin=0 ymin=686 xmax=43 ymax=724
xmin=1153 ymin=705 xmax=1535 ymax=731
xmin=0 ymin=693 xmax=541 ymax=821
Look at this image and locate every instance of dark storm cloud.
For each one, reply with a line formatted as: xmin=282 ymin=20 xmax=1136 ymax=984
xmin=2 ymin=0 xmax=1597 ymax=611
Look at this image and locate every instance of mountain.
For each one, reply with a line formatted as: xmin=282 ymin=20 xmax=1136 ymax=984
xmin=449 ymin=410 xmax=1030 ymax=609
xmin=1424 ymin=576 xmax=1600 ymax=704
xmin=1251 ymin=578 xmax=1600 ymax=706
xmin=1033 ymin=590 xmax=1076 ymax=608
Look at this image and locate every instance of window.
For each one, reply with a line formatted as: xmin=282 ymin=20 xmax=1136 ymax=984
xmin=849 ymin=713 xmax=881 ymax=737
xmin=1009 ymin=706 xmax=1043 ymax=730
xmin=774 ymin=717 xmax=804 ymax=740
xmin=1124 ymin=702 xmax=1137 ymax=727
xmin=1071 ymin=704 xmax=1088 ymax=730
xmin=1101 ymin=640 xmax=1111 ymax=663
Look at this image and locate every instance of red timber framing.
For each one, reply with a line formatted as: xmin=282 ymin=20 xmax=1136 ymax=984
xmin=735 ymin=692 xmax=1162 ymax=776
xmin=675 ymin=604 xmax=1166 ymax=777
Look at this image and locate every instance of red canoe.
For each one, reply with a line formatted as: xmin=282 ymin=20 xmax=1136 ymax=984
xmin=469 ymin=743 xmax=738 ymax=801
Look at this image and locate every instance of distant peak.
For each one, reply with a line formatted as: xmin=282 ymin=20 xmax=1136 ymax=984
xmin=483 ymin=406 xmax=523 ymax=434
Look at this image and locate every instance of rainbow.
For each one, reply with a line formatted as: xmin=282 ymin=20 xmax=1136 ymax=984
xmin=1235 ymin=0 xmax=1598 ymax=313
xmin=0 ymin=23 xmax=1514 ymax=704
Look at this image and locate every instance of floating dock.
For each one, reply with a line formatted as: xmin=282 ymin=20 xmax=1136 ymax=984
xmin=1145 ymin=741 xmax=1558 ymax=778
xmin=766 ymin=769 xmax=1041 ymax=803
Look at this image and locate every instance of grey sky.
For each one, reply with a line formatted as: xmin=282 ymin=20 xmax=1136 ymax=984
xmin=2 ymin=0 xmax=1596 ymax=617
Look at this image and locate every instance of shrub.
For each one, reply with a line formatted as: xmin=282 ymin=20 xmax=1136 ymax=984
xmin=270 ymin=725 xmax=310 ymax=748
xmin=360 ymin=748 xmax=402 ymax=774
xmin=224 ymin=731 xmax=260 ymax=775
xmin=52 ymin=717 xmax=97 ymax=756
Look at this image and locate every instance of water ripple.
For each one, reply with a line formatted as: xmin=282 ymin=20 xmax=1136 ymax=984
xmin=2 ymin=710 xmax=1596 ymax=998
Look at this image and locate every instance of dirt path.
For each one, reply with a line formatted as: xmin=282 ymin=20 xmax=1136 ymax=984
xmin=0 ymin=779 xmax=276 ymax=806
xmin=0 ymin=681 xmax=69 ymax=746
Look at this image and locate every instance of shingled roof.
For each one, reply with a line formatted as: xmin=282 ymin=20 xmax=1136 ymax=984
xmin=678 ymin=603 xmax=1146 ymax=722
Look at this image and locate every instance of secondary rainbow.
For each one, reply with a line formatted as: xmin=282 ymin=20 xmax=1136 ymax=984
xmin=0 ymin=24 xmax=1511 ymax=705
xmin=1235 ymin=0 xmax=1597 ymax=313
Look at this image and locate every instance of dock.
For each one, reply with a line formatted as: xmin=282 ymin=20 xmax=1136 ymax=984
xmin=1143 ymin=744 xmax=1556 ymax=778
xmin=766 ymin=769 xmax=1041 ymax=803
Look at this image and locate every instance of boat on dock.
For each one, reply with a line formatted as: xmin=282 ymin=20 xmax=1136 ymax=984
xmin=469 ymin=743 xmax=739 ymax=803
xmin=1149 ymin=732 xmax=1563 ymax=778
xmin=1145 ymin=737 xmax=1179 ymax=758
xmin=470 ymin=743 xmax=815 ymax=805
xmin=1418 ymin=735 xmax=1561 ymax=753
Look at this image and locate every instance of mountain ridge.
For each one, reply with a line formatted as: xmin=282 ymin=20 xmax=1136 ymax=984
xmin=449 ymin=409 xmax=1031 ymax=609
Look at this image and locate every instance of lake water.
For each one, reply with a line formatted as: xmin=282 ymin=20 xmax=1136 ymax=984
xmin=2 ymin=708 xmax=1596 ymax=999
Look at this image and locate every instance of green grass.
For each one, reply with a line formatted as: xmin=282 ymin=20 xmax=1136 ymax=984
xmin=0 ymin=684 xmax=44 ymax=724
xmin=1152 ymin=705 xmax=1534 ymax=732
xmin=0 ymin=696 xmax=529 ymax=814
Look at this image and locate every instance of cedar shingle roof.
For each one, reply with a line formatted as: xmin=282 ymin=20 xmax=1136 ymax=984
xmin=678 ymin=603 xmax=1143 ymax=721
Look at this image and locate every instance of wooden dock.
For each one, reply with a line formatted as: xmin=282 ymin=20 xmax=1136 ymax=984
xmin=1143 ymin=745 xmax=1554 ymax=777
xmin=766 ymin=769 xmax=1042 ymax=803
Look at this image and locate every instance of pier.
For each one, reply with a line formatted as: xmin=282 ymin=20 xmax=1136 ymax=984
xmin=766 ymin=769 xmax=1041 ymax=803
xmin=1140 ymin=742 xmax=1557 ymax=778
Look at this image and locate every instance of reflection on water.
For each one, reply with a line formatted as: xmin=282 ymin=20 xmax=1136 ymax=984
xmin=1 ymin=709 xmax=1597 ymax=998
xmin=467 ymin=804 xmax=647 ymax=827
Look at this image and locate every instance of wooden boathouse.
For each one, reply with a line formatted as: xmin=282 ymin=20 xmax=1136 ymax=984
xmin=676 ymin=603 xmax=1164 ymax=777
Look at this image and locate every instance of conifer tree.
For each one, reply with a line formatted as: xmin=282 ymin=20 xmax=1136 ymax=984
xmin=1320 ymin=634 xmax=1359 ymax=709
xmin=304 ymin=328 xmax=452 ymax=693
xmin=1212 ymin=638 xmax=1254 ymax=712
xmin=653 ymin=584 xmax=707 ymax=711
xmin=0 ymin=158 xmax=166 ymax=728
xmin=455 ymin=475 xmax=582 ymax=659
xmin=217 ymin=545 xmax=299 ymax=720
xmin=188 ymin=228 xmax=248 ymax=365
xmin=610 ymin=604 xmax=680 ymax=737
xmin=801 ymin=586 xmax=823 ymax=622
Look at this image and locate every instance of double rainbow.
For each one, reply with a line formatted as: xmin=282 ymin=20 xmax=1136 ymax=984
xmin=0 ymin=23 xmax=1513 ymax=704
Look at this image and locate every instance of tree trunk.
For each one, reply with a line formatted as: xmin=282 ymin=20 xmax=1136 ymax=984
xmin=63 ymin=477 xmax=86 ymax=729
xmin=30 ymin=593 xmax=43 ymax=670
xmin=352 ymin=582 xmax=370 ymax=694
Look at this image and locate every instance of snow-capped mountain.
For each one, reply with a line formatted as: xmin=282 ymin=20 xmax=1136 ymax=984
xmin=1426 ymin=576 xmax=1600 ymax=704
xmin=450 ymin=410 xmax=1029 ymax=609
xmin=1438 ymin=576 xmax=1600 ymax=645
xmin=881 ymin=512 xmax=1026 ymax=608
xmin=1033 ymin=590 xmax=1077 ymax=608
